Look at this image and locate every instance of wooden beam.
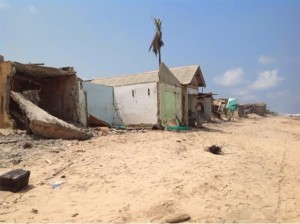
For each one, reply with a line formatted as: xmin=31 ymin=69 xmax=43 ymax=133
xmin=13 ymin=62 xmax=75 ymax=78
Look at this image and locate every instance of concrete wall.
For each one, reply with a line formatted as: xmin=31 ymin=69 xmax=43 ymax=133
xmin=158 ymin=63 xmax=181 ymax=86
xmin=0 ymin=62 xmax=14 ymax=128
xmin=181 ymin=86 xmax=188 ymax=125
xmin=77 ymin=81 xmax=87 ymax=127
xmin=83 ymin=82 xmax=116 ymax=126
xmin=199 ymin=96 xmax=212 ymax=122
xmin=114 ymin=82 xmax=158 ymax=126
xmin=188 ymin=93 xmax=198 ymax=126
xmin=18 ymin=75 xmax=78 ymax=122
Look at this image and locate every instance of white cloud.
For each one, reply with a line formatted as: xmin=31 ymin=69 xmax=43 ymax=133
xmin=258 ymin=55 xmax=275 ymax=65
xmin=250 ymin=70 xmax=283 ymax=90
xmin=0 ymin=0 xmax=9 ymax=10
xmin=213 ymin=68 xmax=244 ymax=86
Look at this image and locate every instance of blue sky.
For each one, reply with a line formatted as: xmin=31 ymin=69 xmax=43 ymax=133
xmin=1 ymin=0 xmax=299 ymax=113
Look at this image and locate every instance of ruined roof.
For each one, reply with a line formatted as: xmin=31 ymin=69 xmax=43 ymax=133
xmin=170 ymin=65 xmax=206 ymax=87
xmin=91 ymin=64 xmax=206 ymax=87
xmin=13 ymin=62 xmax=76 ymax=78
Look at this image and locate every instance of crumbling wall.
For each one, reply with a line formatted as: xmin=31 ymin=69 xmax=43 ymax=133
xmin=10 ymin=91 xmax=91 ymax=140
xmin=76 ymin=81 xmax=87 ymax=127
xmin=37 ymin=75 xmax=77 ymax=122
xmin=0 ymin=62 xmax=14 ymax=128
xmin=198 ymin=96 xmax=212 ymax=122
xmin=1 ymin=61 xmax=87 ymax=129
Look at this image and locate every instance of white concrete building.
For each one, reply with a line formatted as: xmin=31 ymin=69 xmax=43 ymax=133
xmin=90 ymin=63 xmax=182 ymax=127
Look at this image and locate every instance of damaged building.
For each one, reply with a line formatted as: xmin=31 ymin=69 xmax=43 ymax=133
xmin=0 ymin=58 xmax=90 ymax=140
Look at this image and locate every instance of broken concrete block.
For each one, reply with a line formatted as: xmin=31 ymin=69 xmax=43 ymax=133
xmin=10 ymin=91 xmax=92 ymax=140
xmin=0 ymin=169 xmax=31 ymax=192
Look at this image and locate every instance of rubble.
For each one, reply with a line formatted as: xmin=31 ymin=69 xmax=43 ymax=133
xmin=10 ymin=91 xmax=92 ymax=140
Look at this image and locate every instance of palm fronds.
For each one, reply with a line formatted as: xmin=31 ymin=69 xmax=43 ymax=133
xmin=149 ymin=18 xmax=164 ymax=65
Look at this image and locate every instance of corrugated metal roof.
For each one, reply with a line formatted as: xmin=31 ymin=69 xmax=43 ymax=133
xmin=91 ymin=70 xmax=159 ymax=87
xmin=91 ymin=64 xmax=206 ymax=87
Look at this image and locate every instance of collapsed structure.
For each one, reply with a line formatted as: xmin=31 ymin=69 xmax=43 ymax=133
xmin=0 ymin=59 xmax=90 ymax=140
xmin=1 ymin=57 xmax=210 ymax=133
xmin=212 ymin=97 xmax=267 ymax=120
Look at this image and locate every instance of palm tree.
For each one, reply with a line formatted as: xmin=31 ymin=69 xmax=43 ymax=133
xmin=149 ymin=18 xmax=164 ymax=66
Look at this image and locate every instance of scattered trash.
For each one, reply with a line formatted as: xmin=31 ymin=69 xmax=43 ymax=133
xmin=52 ymin=181 xmax=63 ymax=189
xmin=72 ymin=213 xmax=79 ymax=217
xmin=31 ymin=208 xmax=38 ymax=214
xmin=165 ymin=213 xmax=191 ymax=223
xmin=52 ymin=162 xmax=74 ymax=177
xmin=165 ymin=126 xmax=190 ymax=131
xmin=116 ymin=125 xmax=127 ymax=130
xmin=205 ymin=145 xmax=223 ymax=155
xmin=0 ymin=169 xmax=31 ymax=192
xmin=50 ymin=147 xmax=60 ymax=153
xmin=23 ymin=141 xmax=33 ymax=149
xmin=0 ymin=140 xmax=18 ymax=144
xmin=45 ymin=159 xmax=51 ymax=164
xmin=152 ymin=123 xmax=164 ymax=130
xmin=11 ymin=158 xmax=22 ymax=165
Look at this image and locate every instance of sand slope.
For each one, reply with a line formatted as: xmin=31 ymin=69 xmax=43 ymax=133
xmin=0 ymin=115 xmax=299 ymax=222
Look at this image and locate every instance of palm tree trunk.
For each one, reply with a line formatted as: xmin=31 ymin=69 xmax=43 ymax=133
xmin=158 ymin=48 xmax=161 ymax=66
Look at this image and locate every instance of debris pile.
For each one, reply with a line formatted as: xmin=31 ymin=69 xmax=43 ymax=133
xmin=205 ymin=145 xmax=223 ymax=155
xmin=0 ymin=61 xmax=89 ymax=140
xmin=212 ymin=98 xmax=230 ymax=120
xmin=238 ymin=103 xmax=267 ymax=117
xmin=10 ymin=91 xmax=92 ymax=140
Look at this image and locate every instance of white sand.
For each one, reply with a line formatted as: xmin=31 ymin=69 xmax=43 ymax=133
xmin=0 ymin=115 xmax=299 ymax=222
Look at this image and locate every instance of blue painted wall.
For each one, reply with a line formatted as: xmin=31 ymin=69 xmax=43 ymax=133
xmin=83 ymin=82 xmax=117 ymax=126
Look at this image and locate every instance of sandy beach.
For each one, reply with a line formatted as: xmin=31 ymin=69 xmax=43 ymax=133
xmin=0 ymin=115 xmax=300 ymax=223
